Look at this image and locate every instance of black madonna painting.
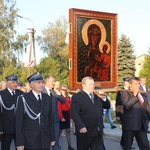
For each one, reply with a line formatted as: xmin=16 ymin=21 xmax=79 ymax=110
xmin=69 ymin=8 xmax=118 ymax=90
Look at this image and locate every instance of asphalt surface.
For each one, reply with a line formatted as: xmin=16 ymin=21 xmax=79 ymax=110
xmin=1 ymin=122 xmax=150 ymax=150
xmin=59 ymin=122 xmax=140 ymax=150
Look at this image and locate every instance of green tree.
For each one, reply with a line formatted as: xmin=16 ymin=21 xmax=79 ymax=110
xmin=0 ymin=0 xmax=17 ymax=54
xmin=118 ymin=34 xmax=136 ymax=87
xmin=139 ymin=48 xmax=150 ymax=87
xmin=37 ymin=17 xmax=68 ymax=84
xmin=37 ymin=56 xmax=68 ymax=85
xmin=37 ymin=17 xmax=68 ymax=59
xmin=12 ymin=34 xmax=29 ymax=62
xmin=0 ymin=0 xmax=30 ymax=80
xmin=0 ymin=0 xmax=18 ymax=79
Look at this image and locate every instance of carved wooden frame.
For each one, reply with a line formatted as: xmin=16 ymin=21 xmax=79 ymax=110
xmin=69 ymin=8 xmax=118 ymax=90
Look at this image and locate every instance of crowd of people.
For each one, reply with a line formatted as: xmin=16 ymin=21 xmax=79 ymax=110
xmin=0 ymin=73 xmax=75 ymax=150
xmin=0 ymin=74 xmax=150 ymax=150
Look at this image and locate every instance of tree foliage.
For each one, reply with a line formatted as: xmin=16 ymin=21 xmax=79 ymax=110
xmin=37 ymin=17 xmax=68 ymax=58
xmin=12 ymin=34 xmax=29 ymax=62
xmin=37 ymin=17 xmax=69 ymax=85
xmin=0 ymin=2 xmax=68 ymax=83
xmin=118 ymin=34 xmax=136 ymax=87
xmin=0 ymin=0 xmax=17 ymax=53
xmin=0 ymin=0 xmax=29 ymax=81
xmin=37 ymin=56 xmax=68 ymax=85
xmin=0 ymin=0 xmax=17 ymax=78
xmin=139 ymin=48 xmax=150 ymax=87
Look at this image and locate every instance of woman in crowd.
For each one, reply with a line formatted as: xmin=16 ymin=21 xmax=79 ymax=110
xmin=0 ymin=81 xmax=6 ymax=91
xmin=58 ymin=84 xmax=75 ymax=150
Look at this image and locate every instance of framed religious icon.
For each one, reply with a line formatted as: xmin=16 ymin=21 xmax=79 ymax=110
xmin=69 ymin=8 xmax=118 ymax=90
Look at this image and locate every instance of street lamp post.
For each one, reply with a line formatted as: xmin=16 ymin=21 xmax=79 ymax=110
xmin=17 ymin=15 xmax=37 ymax=76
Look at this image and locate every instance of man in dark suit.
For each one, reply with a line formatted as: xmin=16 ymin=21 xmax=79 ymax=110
xmin=16 ymin=73 xmax=55 ymax=150
xmin=71 ymin=76 xmax=110 ymax=150
xmin=116 ymin=77 xmax=130 ymax=122
xmin=116 ymin=77 xmax=135 ymax=149
xmin=0 ymin=74 xmax=24 ymax=150
xmin=121 ymin=76 xmax=150 ymax=150
xmin=140 ymin=76 xmax=150 ymax=133
xmin=116 ymin=77 xmax=130 ymax=147
xmin=42 ymin=76 xmax=65 ymax=150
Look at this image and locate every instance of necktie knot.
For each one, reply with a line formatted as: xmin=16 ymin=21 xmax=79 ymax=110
xmin=37 ymin=94 xmax=42 ymax=108
xmin=12 ymin=92 xmax=15 ymax=98
xmin=89 ymin=93 xmax=94 ymax=104
xmin=49 ymin=89 xmax=52 ymax=97
xmin=37 ymin=95 xmax=41 ymax=101
xmin=11 ymin=92 xmax=15 ymax=100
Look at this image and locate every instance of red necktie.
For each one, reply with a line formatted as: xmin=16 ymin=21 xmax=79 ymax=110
xmin=137 ymin=93 xmax=144 ymax=105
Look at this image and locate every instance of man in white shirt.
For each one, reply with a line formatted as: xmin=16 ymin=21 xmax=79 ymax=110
xmin=16 ymin=73 xmax=55 ymax=150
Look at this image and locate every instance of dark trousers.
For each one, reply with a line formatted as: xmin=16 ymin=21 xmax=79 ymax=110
xmin=1 ymin=133 xmax=16 ymax=150
xmin=52 ymin=122 xmax=61 ymax=150
xmin=123 ymin=129 xmax=150 ymax=150
xmin=145 ymin=114 xmax=149 ymax=130
xmin=121 ymin=129 xmax=134 ymax=147
xmin=120 ymin=128 xmax=124 ymax=146
xmin=76 ymin=134 xmax=106 ymax=150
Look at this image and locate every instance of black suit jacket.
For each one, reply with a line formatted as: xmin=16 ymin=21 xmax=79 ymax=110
xmin=16 ymin=91 xmax=55 ymax=149
xmin=115 ymin=87 xmax=127 ymax=119
xmin=71 ymin=90 xmax=110 ymax=136
xmin=42 ymin=87 xmax=65 ymax=123
xmin=0 ymin=88 xmax=24 ymax=134
xmin=121 ymin=91 xmax=150 ymax=131
xmin=140 ymin=84 xmax=150 ymax=102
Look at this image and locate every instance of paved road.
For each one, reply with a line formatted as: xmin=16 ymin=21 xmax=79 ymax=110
xmin=104 ymin=136 xmax=139 ymax=150
xmin=59 ymin=132 xmax=139 ymax=150
xmin=0 ymin=135 xmax=139 ymax=150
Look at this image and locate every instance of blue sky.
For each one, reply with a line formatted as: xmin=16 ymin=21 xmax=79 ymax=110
xmin=16 ymin=0 xmax=150 ymax=64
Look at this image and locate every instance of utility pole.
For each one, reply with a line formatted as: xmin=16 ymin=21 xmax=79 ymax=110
xmin=17 ymin=15 xmax=37 ymax=76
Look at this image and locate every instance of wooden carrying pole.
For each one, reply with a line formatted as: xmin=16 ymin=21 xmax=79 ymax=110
xmin=57 ymin=87 xmax=146 ymax=95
